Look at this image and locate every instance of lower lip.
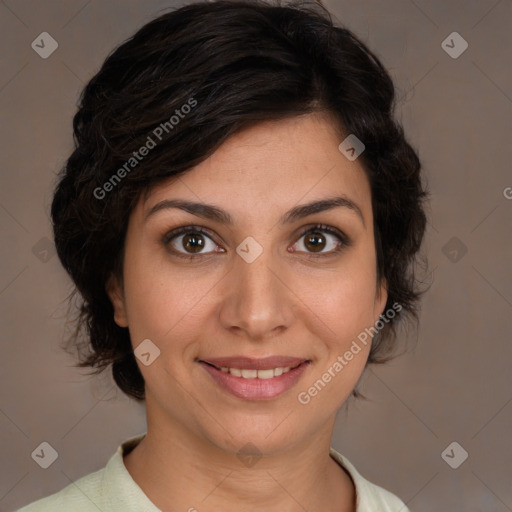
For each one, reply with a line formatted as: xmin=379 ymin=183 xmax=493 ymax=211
xmin=199 ymin=362 xmax=310 ymax=401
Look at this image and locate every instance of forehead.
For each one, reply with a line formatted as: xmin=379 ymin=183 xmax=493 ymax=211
xmin=140 ymin=113 xmax=371 ymax=223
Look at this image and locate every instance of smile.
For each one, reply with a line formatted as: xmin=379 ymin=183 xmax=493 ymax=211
xmin=198 ymin=356 xmax=311 ymax=400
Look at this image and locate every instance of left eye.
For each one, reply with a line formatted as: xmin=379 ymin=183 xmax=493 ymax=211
xmin=292 ymin=227 xmax=344 ymax=254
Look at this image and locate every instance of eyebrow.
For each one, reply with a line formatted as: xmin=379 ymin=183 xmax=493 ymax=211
xmin=145 ymin=196 xmax=365 ymax=227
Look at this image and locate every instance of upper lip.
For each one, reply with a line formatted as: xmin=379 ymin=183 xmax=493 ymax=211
xmin=199 ymin=356 xmax=309 ymax=370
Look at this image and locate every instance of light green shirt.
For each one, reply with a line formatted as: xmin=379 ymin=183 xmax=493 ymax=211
xmin=16 ymin=433 xmax=410 ymax=512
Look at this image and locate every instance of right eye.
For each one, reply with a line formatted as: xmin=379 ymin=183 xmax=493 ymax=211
xmin=163 ymin=226 xmax=225 ymax=259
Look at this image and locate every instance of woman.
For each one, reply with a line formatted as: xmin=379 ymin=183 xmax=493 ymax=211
xmin=18 ymin=0 xmax=428 ymax=510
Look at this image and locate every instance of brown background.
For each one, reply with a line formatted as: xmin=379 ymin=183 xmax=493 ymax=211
xmin=1 ymin=0 xmax=511 ymax=510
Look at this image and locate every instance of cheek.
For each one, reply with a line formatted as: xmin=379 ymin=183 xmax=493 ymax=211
xmin=296 ymin=252 xmax=379 ymax=344
xmin=121 ymin=239 xmax=223 ymax=358
xmin=293 ymin=254 xmax=378 ymax=411
xmin=123 ymin=269 xmax=207 ymax=343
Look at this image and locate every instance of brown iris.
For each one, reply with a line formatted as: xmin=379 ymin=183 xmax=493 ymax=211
xmin=304 ymin=232 xmax=326 ymax=252
xmin=182 ymin=233 xmax=206 ymax=253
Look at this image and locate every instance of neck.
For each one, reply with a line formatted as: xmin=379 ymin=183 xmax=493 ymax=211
xmin=123 ymin=402 xmax=355 ymax=512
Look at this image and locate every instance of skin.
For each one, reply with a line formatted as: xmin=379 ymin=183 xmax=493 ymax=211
xmin=107 ymin=112 xmax=388 ymax=512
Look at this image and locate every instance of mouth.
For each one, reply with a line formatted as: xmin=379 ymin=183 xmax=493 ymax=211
xmin=197 ymin=356 xmax=311 ymax=400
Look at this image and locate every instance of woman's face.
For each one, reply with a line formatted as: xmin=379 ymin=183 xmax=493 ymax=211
xmin=108 ymin=113 xmax=387 ymax=456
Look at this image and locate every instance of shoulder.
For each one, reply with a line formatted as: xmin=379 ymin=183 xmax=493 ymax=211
xmin=329 ymin=447 xmax=410 ymax=512
xmin=15 ymin=466 xmax=106 ymax=512
xmin=15 ymin=433 xmax=150 ymax=512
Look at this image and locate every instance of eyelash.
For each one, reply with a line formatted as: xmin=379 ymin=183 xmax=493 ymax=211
xmin=162 ymin=223 xmax=351 ymax=260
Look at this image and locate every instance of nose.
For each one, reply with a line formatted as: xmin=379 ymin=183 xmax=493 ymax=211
xmin=218 ymin=245 xmax=295 ymax=341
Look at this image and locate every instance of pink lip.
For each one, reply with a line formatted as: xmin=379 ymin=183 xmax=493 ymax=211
xmin=201 ymin=355 xmax=307 ymax=371
xmin=198 ymin=358 xmax=310 ymax=401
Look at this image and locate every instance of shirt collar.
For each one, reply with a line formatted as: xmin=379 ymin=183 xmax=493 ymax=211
xmin=101 ymin=432 xmax=161 ymax=511
xmin=103 ymin=433 xmax=381 ymax=512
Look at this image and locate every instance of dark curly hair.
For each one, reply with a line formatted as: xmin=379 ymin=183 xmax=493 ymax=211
xmin=52 ymin=0 xmax=429 ymax=401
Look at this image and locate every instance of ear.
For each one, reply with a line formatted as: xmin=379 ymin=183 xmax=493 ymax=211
xmin=374 ymin=277 xmax=388 ymax=323
xmin=106 ymin=274 xmax=129 ymax=328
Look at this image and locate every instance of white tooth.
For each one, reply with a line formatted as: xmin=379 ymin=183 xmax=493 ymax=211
xmin=224 ymin=366 xmax=297 ymax=378
xmin=257 ymin=369 xmax=275 ymax=379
